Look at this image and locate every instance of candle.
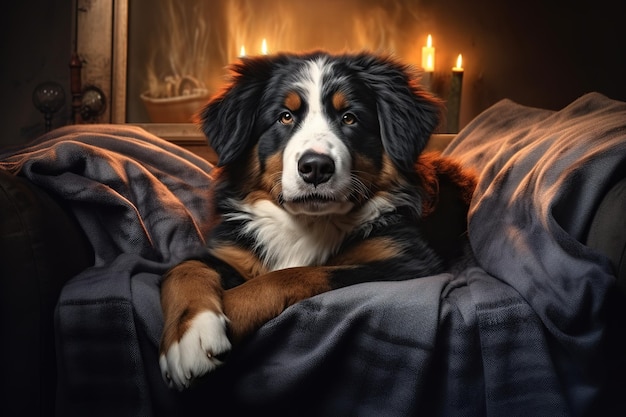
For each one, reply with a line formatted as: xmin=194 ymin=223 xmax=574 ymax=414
xmin=421 ymin=34 xmax=435 ymax=72
xmin=261 ymin=39 xmax=268 ymax=55
xmin=453 ymin=54 xmax=463 ymax=72
xmin=239 ymin=45 xmax=246 ymax=57
xmin=420 ymin=34 xmax=435 ymax=91
xmin=447 ymin=54 xmax=464 ymax=133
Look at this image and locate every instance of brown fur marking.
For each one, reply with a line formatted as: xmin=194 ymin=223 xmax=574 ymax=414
xmin=331 ymin=237 xmax=403 ymax=265
xmin=160 ymin=260 xmax=224 ymax=350
xmin=260 ymin=151 xmax=283 ymax=201
xmin=211 ymin=245 xmax=269 ymax=280
xmin=223 ymin=266 xmax=340 ymax=342
xmin=415 ymin=152 xmax=477 ymax=216
xmin=378 ymin=153 xmax=406 ymax=191
xmin=332 ymin=91 xmax=349 ymax=111
xmin=284 ymin=91 xmax=302 ymax=112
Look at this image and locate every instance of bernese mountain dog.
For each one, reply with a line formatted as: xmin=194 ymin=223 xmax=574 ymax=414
xmin=159 ymin=51 xmax=477 ymax=390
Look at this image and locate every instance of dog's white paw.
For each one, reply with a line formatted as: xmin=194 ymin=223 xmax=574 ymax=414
xmin=159 ymin=311 xmax=231 ymax=390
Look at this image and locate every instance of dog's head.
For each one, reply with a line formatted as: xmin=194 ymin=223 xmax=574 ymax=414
xmin=200 ymin=51 xmax=441 ymax=216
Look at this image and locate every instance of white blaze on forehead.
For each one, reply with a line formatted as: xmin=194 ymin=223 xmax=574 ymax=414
xmin=301 ymin=58 xmax=326 ymax=117
xmin=282 ymin=58 xmax=352 ymax=202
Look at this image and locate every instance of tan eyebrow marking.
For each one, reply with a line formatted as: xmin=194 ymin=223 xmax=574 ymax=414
xmin=284 ymin=91 xmax=302 ymax=111
xmin=332 ymin=91 xmax=349 ymax=111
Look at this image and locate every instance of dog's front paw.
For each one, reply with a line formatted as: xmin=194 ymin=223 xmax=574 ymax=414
xmin=159 ymin=311 xmax=231 ymax=390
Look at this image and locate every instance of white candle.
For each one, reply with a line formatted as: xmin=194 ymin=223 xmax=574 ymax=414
xmin=421 ymin=34 xmax=435 ymax=72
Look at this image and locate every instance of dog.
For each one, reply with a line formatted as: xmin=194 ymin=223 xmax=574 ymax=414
xmin=159 ymin=51 xmax=477 ymax=390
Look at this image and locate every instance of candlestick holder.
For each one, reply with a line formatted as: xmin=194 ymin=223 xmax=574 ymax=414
xmin=32 ymin=81 xmax=66 ymax=132
xmin=421 ymin=71 xmax=434 ymax=92
xmin=446 ymin=70 xmax=463 ymax=133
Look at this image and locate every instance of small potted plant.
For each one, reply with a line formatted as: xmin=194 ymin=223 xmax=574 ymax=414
xmin=140 ymin=0 xmax=211 ymax=123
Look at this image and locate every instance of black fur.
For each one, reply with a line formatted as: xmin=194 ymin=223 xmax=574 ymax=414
xmin=200 ymin=51 xmax=441 ymax=171
xmin=343 ymin=52 xmax=441 ymax=171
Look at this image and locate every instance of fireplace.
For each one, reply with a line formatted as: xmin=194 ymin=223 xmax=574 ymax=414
xmin=75 ymin=0 xmax=462 ymax=143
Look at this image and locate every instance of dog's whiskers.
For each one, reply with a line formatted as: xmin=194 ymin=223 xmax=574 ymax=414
xmin=348 ymin=173 xmax=373 ymax=201
xmin=267 ymin=172 xmax=283 ymax=197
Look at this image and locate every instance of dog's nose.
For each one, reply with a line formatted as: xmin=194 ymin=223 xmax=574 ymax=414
xmin=298 ymin=152 xmax=335 ymax=186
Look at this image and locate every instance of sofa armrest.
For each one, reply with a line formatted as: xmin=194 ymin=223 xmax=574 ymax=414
xmin=0 ymin=169 xmax=94 ymax=416
xmin=586 ymin=177 xmax=626 ymax=294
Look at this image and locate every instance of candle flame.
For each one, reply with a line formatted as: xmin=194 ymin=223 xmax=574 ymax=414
xmin=261 ymin=38 xmax=268 ymax=55
xmin=427 ymin=34 xmax=432 ymax=48
xmin=456 ymin=54 xmax=463 ymax=69
xmin=240 ymin=45 xmax=246 ymax=57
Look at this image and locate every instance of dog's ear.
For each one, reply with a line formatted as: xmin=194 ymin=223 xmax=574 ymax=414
xmin=353 ymin=53 xmax=442 ymax=172
xmin=198 ymin=56 xmax=276 ymax=167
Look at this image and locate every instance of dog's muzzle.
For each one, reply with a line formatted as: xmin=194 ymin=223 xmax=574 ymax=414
xmin=298 ymin=151 xmax=335 ymax=186
xmin=281 ymin=150 xmax=353 ymax=216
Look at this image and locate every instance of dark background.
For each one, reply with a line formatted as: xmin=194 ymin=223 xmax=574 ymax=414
xmin=1 ymin=0 xmax=625 ymax=148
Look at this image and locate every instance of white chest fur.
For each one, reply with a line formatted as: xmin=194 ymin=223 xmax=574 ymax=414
xmin=226 ymin=197 xmax=395 ymax=271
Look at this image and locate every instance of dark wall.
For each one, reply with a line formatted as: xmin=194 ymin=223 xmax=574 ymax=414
xmin=1 ymin=1 xmax=72 ymax=148
xmin=434 ymin=0 xmax=626 ymax=128
xmin=1 ymin=0 xmax=625 ymax=148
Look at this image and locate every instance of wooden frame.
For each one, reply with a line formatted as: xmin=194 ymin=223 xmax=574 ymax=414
xmin=75 ymin=0 xmax=127 ymax=124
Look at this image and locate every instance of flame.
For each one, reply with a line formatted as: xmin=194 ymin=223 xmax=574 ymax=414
xmin=240 ymin=45 xmax=246 ymax=57
xmin=261 ymin=38 xmax=268 ymax=54
xmin=427 ymin=34 xmax=432 ymax=48
xmin=456 ymin=54 xmax=463 ymax=69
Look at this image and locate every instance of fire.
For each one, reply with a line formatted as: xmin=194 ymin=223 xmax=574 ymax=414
xmin=224 ymin=0 xmax=424 ymax=64
xmin=427 ymin=34 xmax=432 ymax=48
xmin=145 ymin=0 xmax=440 ymax=98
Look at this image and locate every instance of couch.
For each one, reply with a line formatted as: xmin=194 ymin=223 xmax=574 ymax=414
xmin=1 ymin=93 xmax=625 ymax=416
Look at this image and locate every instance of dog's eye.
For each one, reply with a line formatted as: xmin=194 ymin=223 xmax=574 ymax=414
xmin=279 ymin=111 xmax=294 ymax=125
xmin=342 ymin=113 xmax=356 ymax=125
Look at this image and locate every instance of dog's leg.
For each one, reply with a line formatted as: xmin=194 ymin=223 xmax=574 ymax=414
xmin=159 ymin=260 xmax=231 ymax=390
xmin=223 ymin=266 xmax=339 ymax=343
xmin=223 ymin=237 xmax=445 ymax=342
